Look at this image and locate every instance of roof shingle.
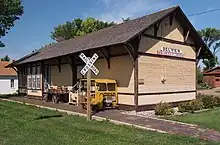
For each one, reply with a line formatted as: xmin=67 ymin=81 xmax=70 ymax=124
xmin=11 ymin=6 xmax=211 ymax=66
xmin=14 ymin=6 xmax=178 ymax=65
xmin=0 ymin=61 xmax=17 ymax=76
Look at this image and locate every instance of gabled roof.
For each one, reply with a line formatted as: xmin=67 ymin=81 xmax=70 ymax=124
xmin=203 ymin=66 xmax=220 ymax=75
xmin=0 ymin=61 xmax=17 ymax=76
xmin=10 ymin=6 xmax=212 ymax=66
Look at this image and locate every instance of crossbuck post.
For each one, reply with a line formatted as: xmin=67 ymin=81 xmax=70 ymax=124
xmin=87 ymin=68 xmax=91 ymax=120
xmin=79 ymin=53 xmax=99 ymax=121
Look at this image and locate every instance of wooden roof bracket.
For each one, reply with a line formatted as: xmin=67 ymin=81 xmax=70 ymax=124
xmin=196 ymin=46 xmax=202 ymax=66
xmin=169 ymin=12 xmax=176 ymax=26
xmin=154 ymin=21 xmax=161 ymax=36
xmin=124 ymin=35 xmax=141 ymax=61
xmin=184 ymin=29 xmax=191 ymax=42
xmin=99 ymin=47 xmax=110 ymax=69
xmin=124 ymin=43 xmax=135 ymax=61
xmin=12 ymin=66 xmax=18 ymax=73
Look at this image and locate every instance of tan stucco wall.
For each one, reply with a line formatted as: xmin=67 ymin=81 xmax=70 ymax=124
xmin=139 ymin=18 xmax=196 ymax=59
xmin=138 ymin=56 xmax=196 ymax=93
xmin=138 ymin=92 xmax=196 ymax=105
xmin=144 ymin=16 xmax=195 ymax=44
xmin=118 ymin=95 xmax=134 ymax=105
xmin=51 ymin=64 xmax=72 ymax=86
xmin=77 ymin=55 xmax=135 ymax=105
xmin=78 ymin=55 xmax=134 ymax=93
xmin=137 ymin=15 xmax=196 ymax=105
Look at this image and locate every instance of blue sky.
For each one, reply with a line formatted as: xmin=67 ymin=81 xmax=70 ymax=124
xmin=1 ymin=0 xmax=220 ymax=60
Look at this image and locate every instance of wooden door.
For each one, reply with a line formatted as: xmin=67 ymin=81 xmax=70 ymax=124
xmin=215 ymin=76 xmax=220 ymax=87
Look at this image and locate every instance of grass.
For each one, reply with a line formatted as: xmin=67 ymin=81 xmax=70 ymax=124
xmin=164 ymin=108 xmax=220 ymax=132
xmin=0 ymin=101 xmax=219 ymax=145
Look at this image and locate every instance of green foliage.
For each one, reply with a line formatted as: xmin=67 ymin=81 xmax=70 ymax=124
xmin=214 ymin=96 xmax=220 ymax=107
xmin=51 ymin=17 xmax=116 ymax=42
xmin=155 ymin=102 xmax=174 ymax=115
xmin=197 ymin=94 xmax=216 ymax=109
xmin=188 ymin=99 xmax=204 ymax=112
xmin=1 ymin=55 xmax=10 ymax=61
xmin=202 ymin=56 xmax=218 ymax=71
xmin=178 ymin=99 xmax=203 ymax=113
xmin=164 ymin=107 xmax=220 ymax=132
xmin=197 ymin=82 xmax=212 ymax=90
xmin=196 ymin=67 xmax=203 ymax=83
xmin=122 ymin=17 xmax=130 ymax=22
xmin=0 ymin=101 xmax=212 ymax=145
xmin=0 ymin=0 xmax=23 ymax=47
xmin=178 ymin=102 xmax=190 ymax=113
xmin=198 ymin=28 xmax=220 ymax=70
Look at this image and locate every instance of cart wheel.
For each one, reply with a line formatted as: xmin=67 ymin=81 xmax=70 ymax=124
xmin=43 ymin=94 xmax=48 ymax=102
xmin=81 ymin=103 xmax=87 ymax=110
xmin=92 ymin=105 xmax=98 ymax=113
xmin=52 ymin=94 xmax=59 ymax=104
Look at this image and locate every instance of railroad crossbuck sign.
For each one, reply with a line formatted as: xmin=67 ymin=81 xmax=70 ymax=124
xmin=79 ymin=53 xmax=99 ymax=75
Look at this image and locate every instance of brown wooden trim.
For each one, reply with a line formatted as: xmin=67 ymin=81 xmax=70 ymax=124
xmin=138 ymin=52 xmax=196 ymax=62
xmin=18 ymin=86 xmax=27 ymax=89
xmin=138 ymin=90 xmax=196 ymax=95
xmin=27 ymin=88 xmax=42 ymax=91
xmin=41 ymin=61 xmax=45 ymax=97
xmin=25 ymin=95 xmax=43 ymax=100
xmin=142 ymin=33 xmax=197 ymax=47
xmin=118 ymin=92 xmax=134 ymax=95
xmin=71 ymin=56 xmax=77 ymax=86
xmin=118 ymin=90 xmax=196 ymax=96
xmin=118 ymin=104 xmax=135 ymax=111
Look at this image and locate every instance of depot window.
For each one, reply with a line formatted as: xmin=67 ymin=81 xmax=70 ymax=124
xmin=27 ymin=65 xmax=41 ymax=89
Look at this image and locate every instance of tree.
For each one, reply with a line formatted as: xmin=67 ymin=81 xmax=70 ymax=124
xmin=196 ymin=66 xmax=203 ymax=84
xmin=1 ymin=55 xmax=10 ymax=61
xmin=122 ymin=17 xmax=130 ymax=22
xmin=0 ymin=0 xmax=23 ymax=47
xmin=51 ymin=17 xmax=116 ymax=42
xmin=198 ymin=28 xmax=220 ymax=71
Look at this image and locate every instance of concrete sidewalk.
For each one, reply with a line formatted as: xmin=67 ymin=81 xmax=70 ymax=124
xmin=3 ymin=96 xmax=220 ymax=142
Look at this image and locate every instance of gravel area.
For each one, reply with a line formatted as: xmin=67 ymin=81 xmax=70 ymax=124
xmin=121 ymin=107 xmax=181 ymax=118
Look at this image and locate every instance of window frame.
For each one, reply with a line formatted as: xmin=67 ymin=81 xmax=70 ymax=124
xmin=10 ymin=79 xmax=15 ymax=88
xmin=27 ymin=65 xmax=41 ymax=90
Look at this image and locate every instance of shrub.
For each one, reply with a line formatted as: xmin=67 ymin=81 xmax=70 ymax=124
xmin=197 ymin=82 xmax=212 ymax=90
xmin=188 ymin=99 xmax=204 ymax=113
xmin=214 ymin=96 xmax=220 ymax=107
xmin=155 ymin=102 xmax=174 ymax=116
xmin=199 ymin=95 xmax=216 ymax=109
xmin=178 ymin=102 xmax=190 ymax=113
xmin=178 ymin=99 xmax=203 ymax=113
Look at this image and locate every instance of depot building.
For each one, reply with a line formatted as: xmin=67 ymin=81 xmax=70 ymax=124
xmin=8 ymin=6 xmax=212 ymax=111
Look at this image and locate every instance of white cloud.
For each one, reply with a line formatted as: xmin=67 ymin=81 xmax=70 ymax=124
xmin=90 ymin=0 xmax=172 ymax=22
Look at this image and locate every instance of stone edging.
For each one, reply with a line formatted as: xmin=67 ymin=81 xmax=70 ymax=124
xmin=1 ymin=98 xmax=167 ymax=134
xmin=148 ymin=117 xmax=198 ymax=127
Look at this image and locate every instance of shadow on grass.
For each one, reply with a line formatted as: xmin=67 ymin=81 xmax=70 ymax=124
xmin=35 ymin=114 xmax=63 ymax=120
xmin=0 ymin=93 xmax=19 ymax=99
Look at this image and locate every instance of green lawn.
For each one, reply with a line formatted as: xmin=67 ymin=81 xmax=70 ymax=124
xmin=0 ymin=101 xmax=218 ymax=145
xmin=164 ymin=108 xmax=220 ymax=132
